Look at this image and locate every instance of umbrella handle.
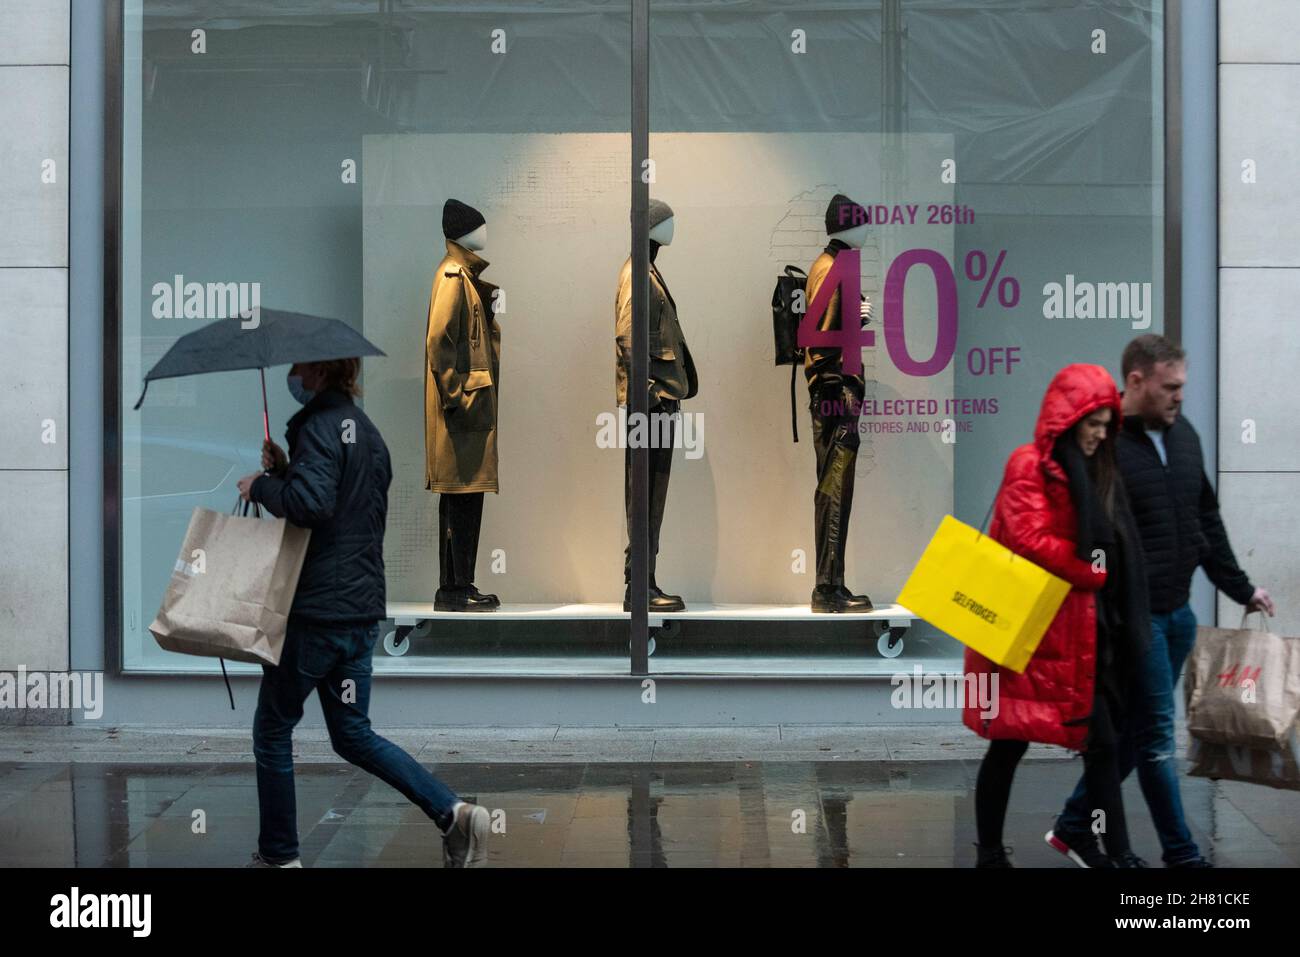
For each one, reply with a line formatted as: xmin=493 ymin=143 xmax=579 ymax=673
xmin=259 ymin=368 xmax=271 ymax=443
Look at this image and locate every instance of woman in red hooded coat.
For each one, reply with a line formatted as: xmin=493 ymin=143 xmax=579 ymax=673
xmin=964 ymin=364 xmax=1150 ymax=868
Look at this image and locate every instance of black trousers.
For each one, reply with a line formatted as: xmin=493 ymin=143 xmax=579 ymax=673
xmin=438 ymin=492 xmax=484 ymax=589
xmin=811 ymin=411 xmax=860 ymax=587
xmin=623 ymin=401 xmax=676 ymax=585
xmin=974 ymin=690 xmax=1130 ymax=856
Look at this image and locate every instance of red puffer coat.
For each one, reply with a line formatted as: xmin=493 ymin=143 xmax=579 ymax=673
xmin=962 ymin=364 xmax=1121 ymax=750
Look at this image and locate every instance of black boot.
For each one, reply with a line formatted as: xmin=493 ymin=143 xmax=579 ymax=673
xmin=649 ymin=576 xmax=684 ymax=611
xmin=812 ymin=584 xmax=873 ymax=613
xmin=835 ymin=585 xmax=872 ymax=610
xmin=435 ymin=585 xmax=499 ymax=612
xmin=974 ymin=843 xmax=1014 ymax=868
xmin=465 ymin=584 xmax=500 ymax=608
xmin=623 ymin=584 xmax=685 ymax=613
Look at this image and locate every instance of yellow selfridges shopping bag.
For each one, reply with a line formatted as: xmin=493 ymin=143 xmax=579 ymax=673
xmin=897 ymin=515 xmax=1071 ymax=674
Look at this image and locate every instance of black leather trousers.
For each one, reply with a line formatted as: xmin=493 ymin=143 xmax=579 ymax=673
xmin=624 ymin=400 xmax=677 ymax=584
xmin=811 ymin=409 xmax=860 ymax=587
xmin=439 ymin=492 xmax=484 ymax=588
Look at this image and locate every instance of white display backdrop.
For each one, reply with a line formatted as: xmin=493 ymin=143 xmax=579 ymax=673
xmin=363 ymin=132 xmax=953 ymax=605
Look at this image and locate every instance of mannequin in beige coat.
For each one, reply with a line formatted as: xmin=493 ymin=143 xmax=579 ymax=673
xmin=425 ymin=199 xmax=501 ymax=611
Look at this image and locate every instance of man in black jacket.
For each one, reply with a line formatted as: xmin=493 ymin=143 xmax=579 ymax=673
xmin=1050 ymin=335 xmax=1274 ymax=868
xmin=237 ymin=358 xmax=488 ymax=867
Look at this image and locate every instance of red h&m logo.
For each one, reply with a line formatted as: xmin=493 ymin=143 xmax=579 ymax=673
xmin=1216 ymin=663 xmax=1262 ymax=688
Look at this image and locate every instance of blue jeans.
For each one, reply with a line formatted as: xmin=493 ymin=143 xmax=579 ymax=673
xmin=1058 ymin=603 xmax=1201 ymax=864
xmin=253 ymin=618 xmax=460 ymax=863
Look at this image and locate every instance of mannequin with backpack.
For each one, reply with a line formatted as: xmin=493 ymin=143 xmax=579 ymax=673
xmin=771 ymin=194 xmax=875 ymax=613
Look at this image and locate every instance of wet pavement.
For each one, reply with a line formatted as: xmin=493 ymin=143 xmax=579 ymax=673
xmin=3 ymin=757 xmax=1298 ymax=867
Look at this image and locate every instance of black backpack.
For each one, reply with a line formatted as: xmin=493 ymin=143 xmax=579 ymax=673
xmin=771 ymin=265 xmax=807 ymax=441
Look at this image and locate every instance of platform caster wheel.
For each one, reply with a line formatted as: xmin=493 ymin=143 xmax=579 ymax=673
xmin=658 ymin=619 xmax=681 ymax=638
xmin=383 ymin=627 xmax=411 ymax=657
xmin=629 ymin=636 xmax=658 ymax=657
xmin=877 ymin=629 xmax=906 ymax=658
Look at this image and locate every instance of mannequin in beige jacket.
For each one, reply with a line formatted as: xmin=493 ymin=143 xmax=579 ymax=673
xmin=425 ymin=198 xmax=501 ymax=611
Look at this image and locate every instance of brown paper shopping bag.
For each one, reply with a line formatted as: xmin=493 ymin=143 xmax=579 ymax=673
xmin=1187 ymin=732 xmax=1300 ymax=792
xmin=149 ymin=504 xmax=311 ymax=666
xmin=1185 ymin=612 xmax=1300 ymax=750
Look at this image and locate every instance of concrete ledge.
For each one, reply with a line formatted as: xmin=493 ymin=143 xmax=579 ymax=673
xmin=0 ymin=707 xmax=70 ymax=727
xmin=0 ymin=724 xmax=1111 ymax=764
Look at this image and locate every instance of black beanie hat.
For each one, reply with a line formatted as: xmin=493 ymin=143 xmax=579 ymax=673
xmin=825 ymin=193 xmax=867 ymax=234
xmin=443 ymin=198 xmax=486 ymax=240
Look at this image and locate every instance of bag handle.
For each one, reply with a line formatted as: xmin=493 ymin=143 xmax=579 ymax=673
xmin=780 ymin=264 xmax=805 ymax=443
xmin=973 ymin=496 xmax=1016 ymax=563
xmin=219 ymin=658 xmax=235 ymax=711
xmin=788 ymin=362 xmax=799 ymax=443
xmin=1239 ymin=610 xmax=1267 ymax=631
xmin=232 ymin=496 xmax=263 ymax=519
xmin=222 ymin=500 xmax=257 ymax=711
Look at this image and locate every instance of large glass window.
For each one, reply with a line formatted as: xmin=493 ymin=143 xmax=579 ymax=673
xmin=118 ymin=1 xmax=1163 ymax=676
xmin=120 ymin=1 xmax=634 ymax=673
xmin=635 ymin=0 xmax=1164 ymax=674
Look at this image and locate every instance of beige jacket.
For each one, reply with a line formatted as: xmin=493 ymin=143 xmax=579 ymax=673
xmin=425 ymin=240 xmax=501 ymax=493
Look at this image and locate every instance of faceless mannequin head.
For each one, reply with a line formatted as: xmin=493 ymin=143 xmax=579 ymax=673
xmin=454 ymin=223 xmax=487 ymax=251
xmin=648 ymin=216 xmax=674 ymax=246
xmin=647 ymin=198 xmax=675 ymax=249
xmin=443 ymin=198 xmax=486 ymax=252
xmin=829 ymin=221 xmax=869 ymax=249
xmin=824 ymin=194 xmax=869 ymax=249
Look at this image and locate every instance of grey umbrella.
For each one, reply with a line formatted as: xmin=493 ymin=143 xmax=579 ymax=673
xmin=132 ymin=308 xmax=385 ymax=439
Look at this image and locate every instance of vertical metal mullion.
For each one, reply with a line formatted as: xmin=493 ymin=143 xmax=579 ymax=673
xmin=103 ymin=0 xmax=124 ymax=675
xmin=629 ymin=0 xmax=650 ymax=676
xmin=1165 ymin=0 xmax=1182 ymax=345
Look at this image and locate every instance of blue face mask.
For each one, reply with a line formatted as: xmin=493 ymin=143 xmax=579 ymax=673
xmin=287 ymin=374 xmax=315 ymax=405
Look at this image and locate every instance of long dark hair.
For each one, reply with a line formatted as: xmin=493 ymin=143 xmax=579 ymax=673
xmin=1082 ymin=412 xmax=1119 ymax=521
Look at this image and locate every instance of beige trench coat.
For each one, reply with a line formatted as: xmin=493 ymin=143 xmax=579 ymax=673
xmin=425 ymin=239 xmax=501 ymax=493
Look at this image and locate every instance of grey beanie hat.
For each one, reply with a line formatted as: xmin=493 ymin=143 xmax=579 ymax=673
xmin=648 ymin=199 xmax=674 ymax=230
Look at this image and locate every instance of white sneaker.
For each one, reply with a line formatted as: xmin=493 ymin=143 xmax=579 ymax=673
xmin=442 ymin=803 xmax=490 ymax=868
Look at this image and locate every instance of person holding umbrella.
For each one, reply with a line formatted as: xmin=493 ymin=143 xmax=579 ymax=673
xmin=233 ymin=356 xmax=489 ymax=868
xmin=230 ymin=356 xmax=487 ymax=866
xmin=139 ymin=310 xmax=488 ymax=866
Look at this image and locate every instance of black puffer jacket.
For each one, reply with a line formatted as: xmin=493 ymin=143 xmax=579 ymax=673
xmin=1118 ymin=412 xmax=1254 ymax=614
xmin=251 ymin=389 xmax=392 ymax=624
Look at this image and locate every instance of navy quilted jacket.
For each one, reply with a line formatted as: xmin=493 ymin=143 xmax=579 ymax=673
xmin=251 ymin=389 xmax=392 ymax=625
